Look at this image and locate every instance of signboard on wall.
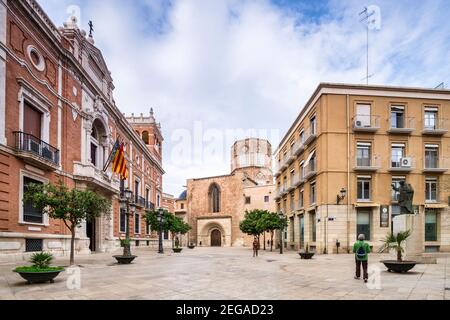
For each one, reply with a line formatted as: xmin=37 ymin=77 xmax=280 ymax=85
xmin=380 ymin=205 xmax=389 ymax=228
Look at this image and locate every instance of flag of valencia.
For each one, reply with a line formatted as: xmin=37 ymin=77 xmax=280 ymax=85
xmin=112 ymin=143 xmax=128 ymax=180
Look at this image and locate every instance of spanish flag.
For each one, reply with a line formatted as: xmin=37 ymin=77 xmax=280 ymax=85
xmin=112 ymin=143 xmax=128 ymax=180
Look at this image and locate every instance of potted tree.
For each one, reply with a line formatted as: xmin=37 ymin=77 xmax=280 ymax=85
xmin=23 ymin=181 xmax=111 ymax=266
xmin=299 ymin=243 xmax=315 ymax=259
xmin=114 ymin=237 xmax=137 ymax=264
xmin=14 ymin=252 xmax=64 ymax=284
xmin=145 ymin=210 xmax=191 ymax=254
xmin=173 ymin=237 xmax=183 ymax=253
xmin=188 ymin=243 xmax=196 ymax=249
xmin=380 ymin=230 xmax=418 ymax=273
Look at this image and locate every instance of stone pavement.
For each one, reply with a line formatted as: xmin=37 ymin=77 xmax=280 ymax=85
xmin=0 ymin=247 xmax=449 ymax=300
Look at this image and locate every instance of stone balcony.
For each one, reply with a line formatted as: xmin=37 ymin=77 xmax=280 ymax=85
xmin=73 ymin=162 xmax=120 ymax=194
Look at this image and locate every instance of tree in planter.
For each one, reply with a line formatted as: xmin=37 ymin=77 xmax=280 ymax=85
xmin=23 ymin=181 xmax=111 ymax=266
xmin=382 ymin=230 xmax=412 ymax=262
xmin=144 ymin=210 xmax=191 ymax=248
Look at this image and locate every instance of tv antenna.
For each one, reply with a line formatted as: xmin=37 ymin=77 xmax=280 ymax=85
xmin=435 ymin=82 xmax=445 ymax=89
xmin=359 ymin=7 xmax=375 ymax=85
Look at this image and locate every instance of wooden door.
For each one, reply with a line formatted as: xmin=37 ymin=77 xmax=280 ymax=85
xmin=211 ymin=229 xmax=221 ymax=247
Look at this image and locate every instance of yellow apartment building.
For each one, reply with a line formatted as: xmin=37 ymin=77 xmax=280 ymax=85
xmin=274 ymin=83 xmax=450 ymax=254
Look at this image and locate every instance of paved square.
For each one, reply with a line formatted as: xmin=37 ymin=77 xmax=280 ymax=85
xmin=1 ymin=247 xmax=449 ymax=300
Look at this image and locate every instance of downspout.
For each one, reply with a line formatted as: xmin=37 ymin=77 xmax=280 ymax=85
xmin=346 ymin=94 xmax=351 ymax=253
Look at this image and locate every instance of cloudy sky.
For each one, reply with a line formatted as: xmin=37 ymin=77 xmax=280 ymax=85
xmin=38 ymin=0 xmax=450 ymax=197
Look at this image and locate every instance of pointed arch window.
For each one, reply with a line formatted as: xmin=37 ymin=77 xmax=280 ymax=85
xmin=209 ymin=183 xmax=221 ymax=213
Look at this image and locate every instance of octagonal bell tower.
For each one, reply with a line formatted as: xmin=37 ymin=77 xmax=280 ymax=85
xmin=231 ymin=138 xmax=273 ymax=185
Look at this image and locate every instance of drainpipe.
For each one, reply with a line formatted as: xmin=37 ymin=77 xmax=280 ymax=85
xmin=346 ymin=94 xmax=351 ymax=253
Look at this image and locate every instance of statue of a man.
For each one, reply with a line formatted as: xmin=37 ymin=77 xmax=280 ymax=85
xmin=392 ymin=181 xmax=414 ymax=214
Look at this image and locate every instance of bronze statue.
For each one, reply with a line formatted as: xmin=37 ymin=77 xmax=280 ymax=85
xmin=392 ymin=181 xmax=414 ymax=214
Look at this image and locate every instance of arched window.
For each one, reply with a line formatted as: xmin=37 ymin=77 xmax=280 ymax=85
xmin=209 ymin=183 xmax=221 ymax=213
xmin=142 ymin=131 xmax=149 ymax=144
xmin=90 ymin=119 xmax=107 ymax=169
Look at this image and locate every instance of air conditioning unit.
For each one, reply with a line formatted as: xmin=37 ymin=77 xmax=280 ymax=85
xmin=401 ymin=157 xmax=412 ymax=168
xmin=355 ymin=121 xmax=362 ymax=127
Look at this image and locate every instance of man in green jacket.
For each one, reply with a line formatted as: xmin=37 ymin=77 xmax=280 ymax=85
xmin=353 ymin=234 xmax=371 ymax=283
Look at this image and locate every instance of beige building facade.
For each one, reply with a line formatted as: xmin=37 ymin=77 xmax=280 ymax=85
xmin=184 ymin=138 xmax=276 ymax=247
xmin=274 ymin=83 xmax=450 ymax=254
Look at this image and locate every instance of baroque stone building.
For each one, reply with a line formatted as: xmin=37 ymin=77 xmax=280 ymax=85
xmin=184 ymin=138 xmax=276 ymax=247
xmin=274 ymin=83 xmax=450 ymax=255
xmin=0 ymin=0 xmax=165 ymax=258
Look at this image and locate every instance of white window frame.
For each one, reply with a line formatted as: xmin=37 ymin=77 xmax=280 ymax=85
xmin=19 ymin=170 xmax=49 ymax=226
xmin=357 ymin=175 xmax=372 ymax=202
xmin=18 ymin=82 xmax=51 ymax=144
xmin=425 ymin=177 xmax=438 ymax=203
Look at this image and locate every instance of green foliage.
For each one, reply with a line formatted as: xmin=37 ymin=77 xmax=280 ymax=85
xmin=381 ymin=230 xmax=412 ymax=262
xmin=14 ymin=266 xmax=64 ymax=273
xmin=240 ymin=209 xmax=287 ymax=236
xmin=23 ymin=181 xmax=111 ymax=231
xmin=23 ymin=181 xmax=111 ymax=265
xmin=119 ymin=238 xmax=131 ymax=247
xmin=144 ymin=209 xmax=191 ymax=235
xmin=30 ymin=252 xmax=53 ymax=269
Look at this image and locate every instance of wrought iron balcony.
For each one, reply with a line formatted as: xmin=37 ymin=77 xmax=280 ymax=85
xmin=389 ymin=155 xmax=415 ymax=172
xmin=422 ymin=119 xmax=449 ymax=135
xmin=13 ymin=131 xmax=59 ymax=169
xmin=388 ymin=117 xmax=415 ymax=134
xmin=352 ymin=115 xmax=380 ymax=132
xmin=354 ymin=155 xmax=381 ymax=172
xmin=423 ymin=157 xmax=450 ymax=173
xmin=303 ymin=160 xmax=317 ymax=180
xmin=146 ymin=201 xmax=155 ymax=210
xmin=291 ymin=140 xmax=305 ymax=156
xmin=303 ymin=126 xmax=317 ymax=146
xmin=135 ymin=196 xmax=146 ymax=208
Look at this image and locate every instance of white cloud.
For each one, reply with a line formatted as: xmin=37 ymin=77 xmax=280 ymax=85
xmin=38 ymin=0 xmax=450 ymax=196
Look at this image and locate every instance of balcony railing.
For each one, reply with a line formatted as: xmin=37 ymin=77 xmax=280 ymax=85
xmin=292 ymin=174 xmax=305 ymax=187
xmin=303 ymin=159 xmax=317 ymax=180
xmin=146 ymin=201 xmax=155 ymax=210
xmin=14 ymin=131 xmax=59 ymax=167
xmin=291 ymin=140 xmax=305 ymax=156
xmin=303 ymin=126 xmax=317 ymax=146
xmin=423 ymin=157 xmax=450 ymax=173
xmin=389 ymin=155 xmax=415 ymax=172
xmin=352 ymin=115 xmax=380 ymax=132
xmin=135 ymin=196 xmax=146 ymax=208
xmin=422 ymin=118 xmax=449 ymax=135
xmin=353 ymin=155 xmax=381 ymax=172
xmin=388 ymin=117 xmax=415 ymax=134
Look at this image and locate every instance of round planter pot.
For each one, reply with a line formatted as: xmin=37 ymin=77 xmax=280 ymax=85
xmin=113 ymin=255 xmax=137 ymax=264
xmin=381 ymin=260 xmax=417 ymax=273
xmin=14 ymin=270 xmax=64 ymax=284
xmin=188 ymin=245 xmax=195 ymax=249
xmin=172 ymin=248 xmax=183 ymax=253
xmin=299 ymin=252 xmax=315 ymax=260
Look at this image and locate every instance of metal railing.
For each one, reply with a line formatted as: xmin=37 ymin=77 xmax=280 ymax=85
xmin=135 ymin=196 xmax=146 ymax=208
xmin=352 ymin=115 xmax=381 ymax=130
xmin=390 ymin=155 xmax=415 ymax=171
xmin=303 ymin=159 xmax=317 ymax=179
xmin=424 ymin=156 xmax=450 ymax=171
xmin=423 ymin=118 xmax=449 ymax=133
xmin=146 ymin=201 xmax=155 ymax=210
xmin=354 ymin=155 xmax=381 ymax=169
xmin=14 ymin=131 xmax=59 ymax=166
xmin=389 ymin=117 xmax=415 ymax=131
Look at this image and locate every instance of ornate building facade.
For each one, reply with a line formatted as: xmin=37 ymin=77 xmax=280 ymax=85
xmin=0 ymin=0 xmax=165 ymax=259
xmin=184 ymin=138 xmax=276 ymax=247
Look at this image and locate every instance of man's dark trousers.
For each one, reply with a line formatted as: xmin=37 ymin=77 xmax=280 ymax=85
xmin=356 ymin=259 xmax=368 ymax=280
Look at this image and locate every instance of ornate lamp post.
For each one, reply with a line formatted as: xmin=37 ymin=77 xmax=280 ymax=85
xmin=114 ymin=188 xmax=137 ymax=264
xmin=157 ymin=208 xmax=165 ymax=254
xmin=278 ymin=210 xmax=284 ymax=254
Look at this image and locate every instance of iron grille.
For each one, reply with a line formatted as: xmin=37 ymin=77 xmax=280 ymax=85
xmin=25 ymin=239 xmax=43 ymax=252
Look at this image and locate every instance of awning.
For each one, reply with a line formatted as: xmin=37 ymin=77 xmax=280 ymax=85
xmin=425 ymin=203 xmax=448 ymax=209
xmin=354 ymin=203 xmax=379 ymax=208
xmin=304 ymin=150 xmax=316 ymax=167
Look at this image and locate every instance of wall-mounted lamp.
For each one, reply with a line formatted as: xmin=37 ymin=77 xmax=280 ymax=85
xmin=336 ymin=188 xmax=346 ymax=205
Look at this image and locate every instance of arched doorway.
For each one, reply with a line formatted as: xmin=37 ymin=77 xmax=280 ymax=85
xmin=211 ymin=229 xmax=222 ymax=247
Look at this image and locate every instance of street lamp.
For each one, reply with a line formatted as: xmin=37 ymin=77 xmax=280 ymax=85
xmin=117 ymin=188 xmax=134 ymax=259
xmin=336 ymin=188 xmax=347 ymax=205
xmin=278 ymin=210 xmax=284 ymax=254
xmin=157 ymin=208 xmax=165 ymax=254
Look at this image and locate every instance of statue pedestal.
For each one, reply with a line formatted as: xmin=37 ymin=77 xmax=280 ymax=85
xmin=392 ymin=214 xmax=436 ymax=264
